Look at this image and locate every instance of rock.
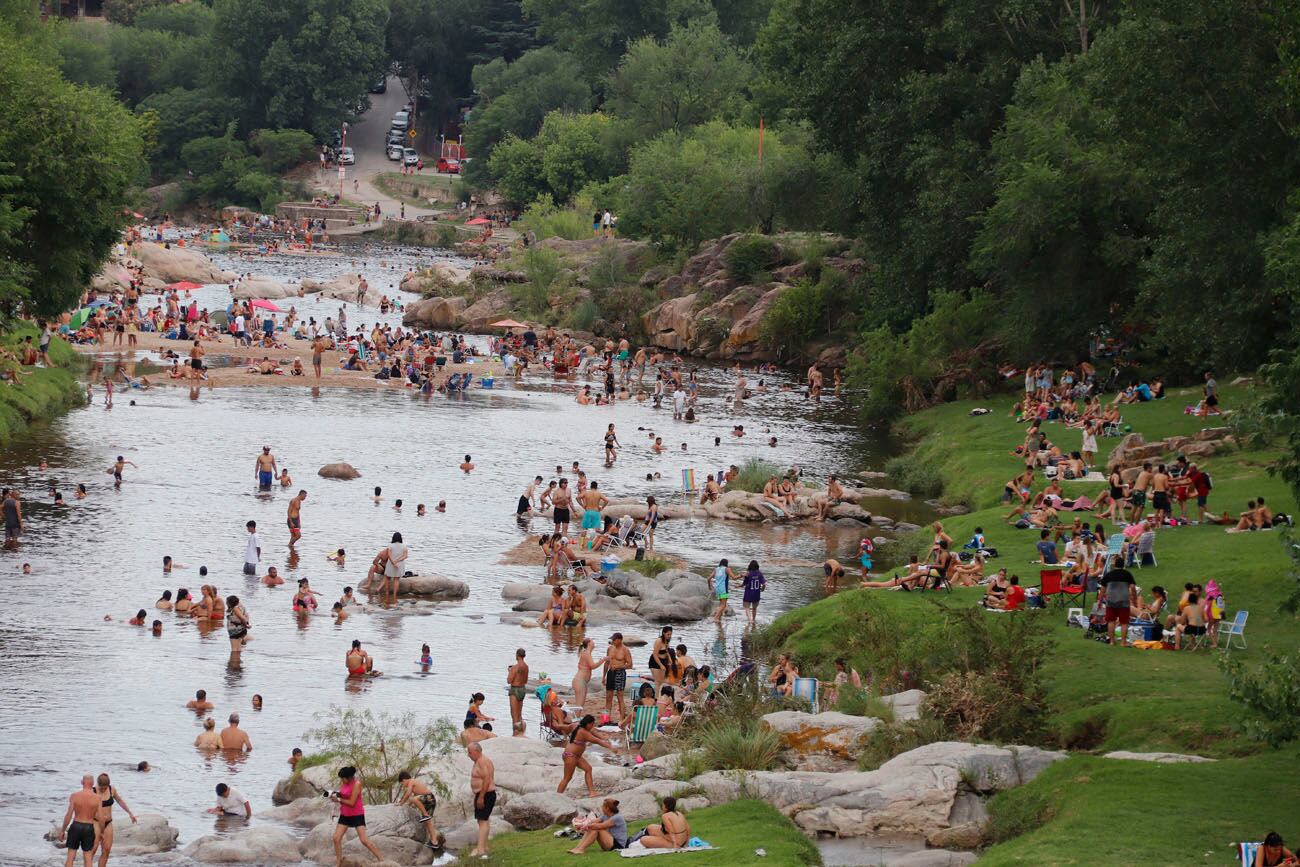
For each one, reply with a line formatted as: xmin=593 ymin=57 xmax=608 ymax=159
xmin=631 ymin=569 xmax=714 ymax=622
xmin=1179 ymin=441 xmax=1217 ymax=459
xmin=881 ymin=742 xmax=1066 ymax=793
xmin=638 ymin=732 xmax=679 ymax=761
xmin=318 ymin=462 xmax=361 ymax=480
xmin=643 ymin=294 xmax=698 ymax=352
xmin=397 ymin=574 xmax=469 ymax=600
xmin=109 ymin=814 xmax=180 ymax=855
xmin=303 ymin=273 xmax=383 ymax=307
xmin=442 ymin=816 xmax=514 ymax=850
xmin=639 ymin=264 xmax=673 ymax=287
xmin=262 ymin=795 xmax=333 ymax=826
xmin=400 ymin=261 xmax=472 ymax=293
xmin=1195 ymin=426 xmax=1232 ymax=441
xmin=690 ymin=287 xmax=762 ymax=355
xmin=403 ymin=296 xmax=468 ymax=329
xmin=894 ymin=522 xmax=922 ymax=533
xmin=891 ymin=851 xmax=978 ymax=867
xmin=723 ymin=284 xmax=790 ymax=360
xmin=828 ymin=502 xmax=875 ymax=523
xmin=231 ymin=276 xmax=294 ymax=300
xmin=301 ymin=804 xmax=432 ymax=865
xmin=92 ymin=261 xmax=135 ymax=292
xmin=1230 ymin=376 xmax=1254 ymax=386
xmin=135 ymin=242 xmax=235 ymax=284
xmin=761 ymin=710 xmax=880 ymax=759
xmin=773 ymin=262 xmax=806 ymax=282
xmin=1105 ymin=432 xmax=1146 ymax=471
xmin=501 ymin=791 xmax=579 ymax=830
xmin=460 ymin=289 xmax=514 ymax=329
xmin=469 ymin=265 xmax=528 ymax=284
xmin=632 ymin=753 xmax=685 ymax=780
xmin=879 ymin=689 xmax=927 ymax=722
xmin=185 ymin=826 xmax=301 ymax=863
xmin=272 ymin=774 xmax=321 ymax=804
xmin=1102 ymin=751 xmax=1216 ymax=763
xmin=927 ymin=822 xmax=986 ymax=850
xmin=1162 ymin=436 xmax=1194 ymax=453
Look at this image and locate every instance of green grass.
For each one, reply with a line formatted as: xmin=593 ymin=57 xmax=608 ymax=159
xmin=758 ymin=383 xmax=1300 ymax=861
xmin=372 ymin=172 xmax=457 ymax=206
xmin=0 ymin=325 xmax=83 ymax=447
xmin=293 ymin=750 xmax=340 ymax=772
xmin=730 ymin=457 xmax=782 ymax=494
xmin=450 ymin=800 xmax=820 ymax=866
xmin=622 ymin=558 xmax=672 ymax=578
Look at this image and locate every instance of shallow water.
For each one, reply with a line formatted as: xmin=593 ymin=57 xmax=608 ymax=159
xmin=0 ymin=243 xmax=923 ymax=864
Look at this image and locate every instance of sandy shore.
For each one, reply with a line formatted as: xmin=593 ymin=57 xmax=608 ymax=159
xmin=74 ymin=331 xmax=506 ymax=392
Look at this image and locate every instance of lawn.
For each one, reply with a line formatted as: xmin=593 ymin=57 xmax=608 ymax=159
xmin=373 ymin=171 xmax=458 ymax=207
xmin=0 ymin=324 xmax=83 ymax=446
xmin=450 ymin=800 xmax=821 ymax=866
xmin=758 ymin=382 xmax=1300 ymax=862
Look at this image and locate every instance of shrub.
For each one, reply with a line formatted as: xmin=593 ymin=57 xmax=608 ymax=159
xmin=519 ymin=194 xmax=591 ymax=241
xmin=514 ymin=247 xmax=565 ymax=316
xmin=305 ymin=707 xmax=457 ymax=804
xmin=294 ymin=750 xmax=341 ymax=772
xmin=729 ymin=458 xmax=781 ymax=493
xmin=587 ymin=243 xmax=630 ymax=290
xmin=1220 ymin=650 xmax=1300 ymax=748
xmin=623 ymin=558 xmax=671 ymax=578
xmin=563 ymin=299 xmax=600 ymax=332
xmin=884 ymin=452 xmax=945 ymax=498
xmin=856 ymin=717 xmax=950 ymax=771
xmin=924 ymin=670 xmax=1047 ymax=744
xmin=690 ymin=718 xmax=783 ymax=772
xmin=834 ymin=687 xmax=895 ymax=722
xmin=725 ymin=234 xmax=781 ymax=284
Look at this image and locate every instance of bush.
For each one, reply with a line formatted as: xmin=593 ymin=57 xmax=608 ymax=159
xmin=725 ymin=234 xmax=781 ymax=284
xmin=883 ymin=452 xmax=945 ymax=498
xmin=250 ymin=128 xmax=316 ymax=173
xmin=833 ymin=687 xmax=895 ymax=722
xmin=729 ymin=458 xmax=781 ymax=493
xmin=519 ymin=195 xmax=592 ymax=241
xmin=622 ymin=558 xmax=672 ymax=577
xmin=306 ymin=707 xmax=457 ymax=804
xmin=563 ymin=299 xmax=600 ymax=332
xmin=1220 ymin=651 xmax=1300 ymax=748
xmin=690 ymin=718 xmax=784 ymax=772
xmin=856 ymin=717 xmax=950 ymax=771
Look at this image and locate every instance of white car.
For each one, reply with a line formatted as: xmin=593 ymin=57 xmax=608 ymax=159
xmin=387 ymin=143 xmax=404 ymax=161
xmin=338 ymin=147 xmax=355 ymax=166
xmin=391 ymin=111 xmax=410 ymax=131
xmin=403 ymin=148 xmax=419 ymax=166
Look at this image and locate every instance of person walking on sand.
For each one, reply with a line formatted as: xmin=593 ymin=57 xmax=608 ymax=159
xmin=507 ymin=648 xmax=529 ymax=733
xmin=311 ymin=334 xmax=327 ymax=379
xmin=331 ymin=766 xmax=385 ymax=864
xmin=466 ymin=743 xmax=496 ymax=858
xmin=287 ymin=490 xmax=307 ymax=548
xmin=255 ymin=446 xmax=278 ymax=491
xmin=58 ymin=775 xmax=101 ymax=867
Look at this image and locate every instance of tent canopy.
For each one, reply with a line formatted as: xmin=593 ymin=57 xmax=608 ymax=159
xmin=489 ymin=318 xmax=528 ymax=329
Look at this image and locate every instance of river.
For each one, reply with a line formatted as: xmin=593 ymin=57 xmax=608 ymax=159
xmin=0 ymin=242 xmax=926 ymax=864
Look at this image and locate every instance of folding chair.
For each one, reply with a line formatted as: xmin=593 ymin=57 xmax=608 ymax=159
xmin=627 ymin=704 xmax=660 ymax=750
xmin=1237 ymin=842 xmax=1261 ymax=867
xmin=1219 ymin=610 xmax=1249 ymax=652
xmin=1036 ymin=569 xmax=1084 ymax=608
xmin=792 ymin=677 xmax=819 ymax=713
xmin=1134 ymin=531 xmax=1157 ymax=567
xmin=1105 ymin=533 xmax=1125 ymax=563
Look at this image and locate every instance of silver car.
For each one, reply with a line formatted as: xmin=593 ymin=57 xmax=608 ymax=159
xmin=338 ymin=147 xmax=355 ymax=166
xmin=403 ymin=148 xmax=419 ymax=166
xmin=387 ymin=143 xmax=404 ymax=161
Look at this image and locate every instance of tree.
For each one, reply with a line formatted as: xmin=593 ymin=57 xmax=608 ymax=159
xmin=250 ymin=129 xmax=316 ymax=173
xmin=466 ymin=0 xmax=539 ymax=65
xmin=138 ymin=87 xmax=241 ymax=172
xmin=306 ymin=707 xmax=458 ymax=805
xmin=209 ymin=0 xmax=389 ymax=138
xmin=386 ymin=0 xmax=481 ymax=132
xmin=0 ymin=28 xmax=144 ymax=318
xmin=522 ymin=0 xmax=714 ymax=77
xmin=133 ymin=1 xmax=217 ymax=37
xmin=0 ymin=169 xmax=33 ymax=322
xmin=464 ymin=47 xmax=592 ymax=162
xmin=485 ymin=134 xmax=546 ymax=206
xmin=607 ymin=19 xmax=752 ymax=137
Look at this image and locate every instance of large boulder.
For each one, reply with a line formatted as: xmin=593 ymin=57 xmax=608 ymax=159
xmin=185 ymin=827 xmax=301 ymax=863
xmin=92 ymin=261 xmax=135 ymax=293
xmin=397 ymin=574 xmax=469 ymax=600
xmin=500 ymin=791 xmax=579 ymax=830
xmin=1195 ymin=426 xmax=1232 ymax=442
xmin=272 ymin=774 xmax=321 ymax=804
xmin=1103 ymin=751 xmax=1216 ymax=764
xmin=880 ymin=689 xmax=927 ymax=722
xmin=442 ymin=816 xmax=514 ymax=850
xmin=318 ymin=462 xmax=361 ymax=480
xmin=643 ymin=294 xmax=698 ymax=351
xmin=104 ymin=814 xmax=180 ymax=855
xmin=303 ymin=273 xmax=385 ymax=307
xmin=400 ymin=261 xmax=472 ymax=294
xmin=761 ymin=710 xmax=880 ymax=759
xmin=135 ymin=242 xmax=235 ymax=284
xmin=262 ymin=795 xmax=334 ymax=826
xmin=723 ymin=284 xmax=790 ymax=360
xmin=1105 ymin=432 xmax=1146 ymax=471
xmin=460 ymin=289 xmax=515 ymax=330
xmin=690 ymin=287 xmax=763 ymax=356
xmin=300 ymin=804 xmax=432 ymax=866
xmin=403 ymin=296 xmax=467 ymax=329
xmin=231 ymin=276 xmax=294 ymax=300
xmin=628 ymin=569 xmax=714 ymax=623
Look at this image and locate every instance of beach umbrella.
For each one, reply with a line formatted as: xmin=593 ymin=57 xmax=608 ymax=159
xmin=167 ymin=281 xmax=203 ymax=291
xmin=489 ymin=318 xmax=528 ymax=329
xmin=70 ymin=308 xmax=92 ymax=329
xmin=249 ymin=299 xmax=283 ymax=312
xmin=465 ymin=217 xmax=491 ymax=226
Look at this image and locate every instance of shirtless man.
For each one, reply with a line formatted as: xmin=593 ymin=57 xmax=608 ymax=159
xmin=579 ymin=483 xmax=609 ymax=536
xmin=396 ymin=771 xmax=445 ymax=849
xmin=460 ymin=454 xmax=475 ymax=472
xmin=1150 ymin=464 xmax=1171 ymax=525
xmin=552 ymin=479 xmax=573 ymax=536
xmin=220 ymin=713 xmax=252 ymax=752
xmin=518 ymin=476 xmax=542 ymax=517
xmin=822 ymin=558 xmax=846 ymax=591
xmin=360 ymin=548 xmax=389 ymax=593
xmin=59 ymin=775 xmax=102 ymax=867
xmin=467 ymin=743 xmax=497 ymax=858
xmin=699 ymin=474 xmax=720 ymax=504
xmin=188 ymin=339 xmax=205 ymax=381
xmin=461 ymin=718 xmax=496 ymax=747
xmin=815 ymin=475 xmax=845 ymax=521
xmin=603 ymin=633 xmax=633 ymax=719
xmin=185 ymin=689 xmax=213 ymax=711
xmin=311 ymin=335 xmax=328 ymax=379
xmin=507 ymin=649 xmax=529 ymax=733
xmin=286 ymin=490 xmax=307 ymax=548
xmin=1127 ymin=462 xmax=1152 ymax=524
xmin=254 ymin=447 xmax=277 ymax=491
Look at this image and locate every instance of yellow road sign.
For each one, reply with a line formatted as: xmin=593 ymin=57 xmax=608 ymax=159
xmin=408 ymin=129 xmax=417 ymax=138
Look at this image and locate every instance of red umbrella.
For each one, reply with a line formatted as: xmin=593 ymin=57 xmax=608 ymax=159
xmin=465 ymin=217 xmax=491 ymax=226
xmin=250 ymin=299 xmax=283 ymax=312
xmin=167 ymin=281 xmax=203 ymax=291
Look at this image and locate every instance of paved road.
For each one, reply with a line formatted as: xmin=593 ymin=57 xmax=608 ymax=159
xmin=314 ymin=77 xmax=436 ymax=219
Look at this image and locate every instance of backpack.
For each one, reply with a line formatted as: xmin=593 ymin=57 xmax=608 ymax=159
xmin=1202 ymin=472 xmax=1213 ymax=491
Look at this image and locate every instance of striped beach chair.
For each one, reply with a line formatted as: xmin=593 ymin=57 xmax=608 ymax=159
xmin=792 ymin=677 xmax=819 ymax=714
xmin=628 ymin=704 xmax=660 ymax=747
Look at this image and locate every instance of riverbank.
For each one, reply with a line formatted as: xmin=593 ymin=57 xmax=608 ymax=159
xmin=0 ymin=325 xmax=85 ymax=447
xmin=758 ymin=382 xmax=1300 ymax=863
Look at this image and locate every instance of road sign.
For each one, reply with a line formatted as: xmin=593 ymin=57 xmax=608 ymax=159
xmin=408 ymin=129 xmax=417 ymax=138
xmin=338 ymin=167 xmax=345 ymax=179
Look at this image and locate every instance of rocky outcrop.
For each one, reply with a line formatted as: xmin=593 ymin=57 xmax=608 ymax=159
xmin=1107 ymin=429 xmax=1233 ymax=473
xmin=231 ymin=276 xmax=294 ymax=300
xmin=722 ymin=284 xmax=789 ymax=360
xmin=92 ymin=261 xmax=136 ymax=293
xmin=318 ymin=462 xmax=361 ymax=479
xmin=400 ymin=261 xmax=472 ymax=294
xmin=397 ymin=574 xmax=469 ymax=600
xmin=45 ymin=814 xmax=179 ymax=855
xmin=606 ymin=568 xmax=715 ymax=622
xmin=880 ymin=689 xmax=927 ymax=722
xmin=1103 ymin=750 xmax=1216 ymax=763
xmin=500 ymin=791 xmax=579 ymax=830
xmin=643 ymin=293 xmax=698 ymax=352
xmin=271 ymin=773 xmax=320 ymax=804
xmin=403 ymin=296 xmax=467 ymax=329
xmin=460 ymin=290 xmax=514 ymax=329
xmin=302 ymin=273 xmax=385 ymax=307
xmin=762 ymin=710 xmax=880 ymax=760
xmin=300 ymin=804 xmax=433 ymax=865
xmin=135 ymin=242 xmax=235 ymax=284
xmin=184 ymin=827 xmax=301 ymax=863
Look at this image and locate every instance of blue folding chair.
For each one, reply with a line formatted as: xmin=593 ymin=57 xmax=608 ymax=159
xmin=1219 ymin=610 xmax=1249 ymax=653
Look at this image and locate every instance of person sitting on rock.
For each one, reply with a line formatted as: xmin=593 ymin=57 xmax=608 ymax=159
xmin=815 ymin=475 xmax=845 ymax=521
xmin=699 ymin=474 xmax=720 ymax=505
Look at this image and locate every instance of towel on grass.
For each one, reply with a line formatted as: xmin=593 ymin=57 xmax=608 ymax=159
xmin=619 ymin=841 xmax=717 ymax=857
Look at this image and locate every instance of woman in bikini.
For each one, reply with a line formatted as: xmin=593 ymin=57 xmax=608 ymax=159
xmin=640 ymin=795 xmax=691 ymax=849
xmin=572 ymin=638 xmax=604 ymax=709
xmin=538 ymin=585 xmax=566 ymax=627
xmin=292 ymin=579 xmax=319 ymax=615
xmin=93 ymin=772 xmax=138 ymax=867
xmin=777 ymin=477 xmax=798 ymax=509
xmin=174 ymin=587 xmax=192 ymax=614
xmin=226 ymin=595 xmax=250 ymax=654
xmin=208 ymin=591 xmax=225 ymax=623
xmin=649 ymin=626 xmax=673 ymax=687
xmin=189 ymin=585 xmax=213 ymax=619
xmin=556 ymin=715 xmax=615 ymax=798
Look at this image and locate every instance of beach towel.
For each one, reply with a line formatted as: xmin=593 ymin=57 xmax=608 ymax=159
xmin=1061 ymin=472 xmax=1107 ymax=483
xmin=756 ymin=501 xmax=786 ymax=518
xmin=619 ymin=843 xmax=718 ymax=857
xmin=681 ymin=469 xmax=696 ymax=492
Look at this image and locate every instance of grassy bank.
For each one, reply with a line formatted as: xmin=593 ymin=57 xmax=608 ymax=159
xmin=0 ymin=325 xmax=84 ymax=445
xmin=373 ymin=172 xmax=459 ymax=207
xmin=449 ymin=800 xmax=820 ymax=866
xmin=758 ymin=382 xmax=1300 ymax=863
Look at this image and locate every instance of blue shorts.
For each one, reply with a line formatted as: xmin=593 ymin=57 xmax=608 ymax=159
xmin=860 ymin=556 xmax=873 ymax=570
xmin=581 ymin=509 xmax=601 ymax=530
xmin=259 ymin=470 xmax=273 ymax=488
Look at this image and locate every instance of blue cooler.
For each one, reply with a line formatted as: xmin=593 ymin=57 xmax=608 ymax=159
xmin=600 ymin=556 xmax=618 ymax=575
xmin=481 ymin=376 xmax=494 ymax=388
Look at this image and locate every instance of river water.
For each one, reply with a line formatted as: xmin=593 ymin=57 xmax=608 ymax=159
xmin=0 ymin=243 xmax=923 ymax=864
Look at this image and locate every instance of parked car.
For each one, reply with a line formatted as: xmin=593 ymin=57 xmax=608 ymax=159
xmin=338 ymin=147 xmax=355 ymax=166
xmin=403 ymin=148 xmax=419 ymax=166
xmin=391 ymin=111 xmax=410 ymax=131
xmin=386 ymin=131 xmax=406 ymax=149
xmin=369 ymin=76 xmax=387 ymax=94
xmin=435 ymin=157 xmax=461 ymax=174
xmin=387 ymin=143 xmax=404 ymax=161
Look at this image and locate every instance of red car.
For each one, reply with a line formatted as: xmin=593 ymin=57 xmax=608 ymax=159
xmin=435 ymin=157 xmax=461 ymax=174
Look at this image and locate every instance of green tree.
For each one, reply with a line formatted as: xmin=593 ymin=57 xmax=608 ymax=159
xmin=386 ymin=0 xmax=481 ymax=131
xmin=133 ymin=1 xmax=217 ymax=36
xmin=0 ymin=169 xmax=34 ymax=321
xmin=535 ymin=112 xmax=625 ymax=203
xmin=466 ymin=0 xmax=539 ymax=65
xmin=103 ymin=0 xmax=166 ymax=26
xmin=50 ymin=21 xmax=117 ymax=91
xmin=464 ymin=47 xmax=592 ymax=164
xmin=0 ymin=28 xmax=144 ymax=317
xmin=137 ymin=87 xmax=241 ymax=172
xmin=209 ymin=0 xmax=389 ymax=137
xmin=250 ymin=128 xmax=317 ymax=173
xmin=607 ymin=19 xmax=752 ymax=137
xmin=485 ymin=134 xmax=545 ymax=206
xmin=522 ymin=0 xmax=713 ymax=77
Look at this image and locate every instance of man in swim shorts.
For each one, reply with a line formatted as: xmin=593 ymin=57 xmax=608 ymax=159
xmin=552 ymin=479 xmax=572 ymax=536
xmin=467 ymin=743 xmax=496 ymax=858
xmin=287 ymin=490 xmax=307 ymax=548
xmin=579 ymin=482 xmax=608 ymax=533
xmin=58 ymin=775 xmax=101 ymax=867
xmin=255 ymin=447 xmax=278 ymax=491
xmin=603 ymin=633 xmax=632 ymax=719
xmin=518 ymin=476 xmax=542 ymax=516
xmin=507 ymin=649 xmax=529 ymax=732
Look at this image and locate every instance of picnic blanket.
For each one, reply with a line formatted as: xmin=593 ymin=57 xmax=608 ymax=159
xmin=620 ymin=843 xmax=718 ymax=857
xmin=1062 ymin=472 xmax=1107 ymax=483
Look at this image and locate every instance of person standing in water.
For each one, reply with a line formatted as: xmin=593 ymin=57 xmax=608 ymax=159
xmin=287 ymin=490 xmax=307 ymax=548
xmin=92 ymin=772 xmax=138 ymax=867
xmin=243 ymin=521 xmax=260 ymax=576
xmin=507 ymin=649 xmax=529 ymax=733
xmin=254 ymin=447 xmax=277 ymax=491
xmin=2 ymin=489 xmax=21 ymax=551
xmin=58 ymin=775 xmax=102 ymax=867
xmin=108 ymin=456 xmax=137 ymax=488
